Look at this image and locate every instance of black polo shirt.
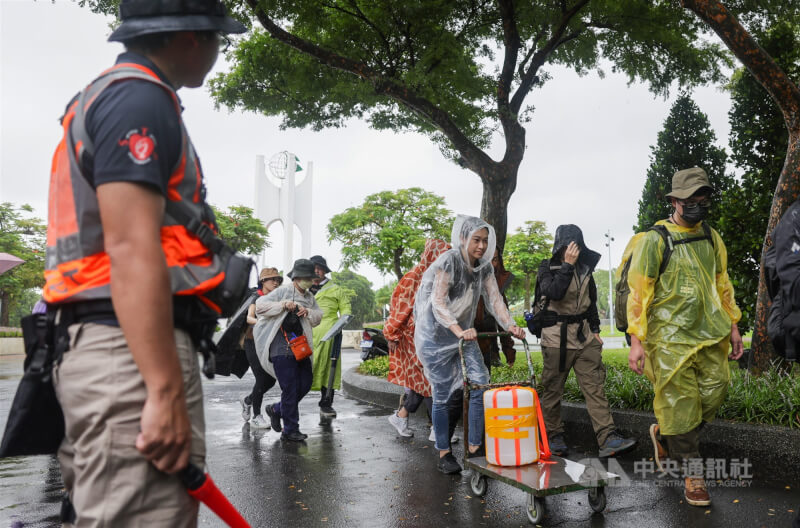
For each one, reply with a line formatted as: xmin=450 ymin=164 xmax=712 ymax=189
xmin=76 ymin=52 xmax=184 ymax=196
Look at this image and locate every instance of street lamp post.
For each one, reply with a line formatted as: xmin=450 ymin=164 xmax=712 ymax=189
xmin=604 ymin=230 xmax=615 ymax=334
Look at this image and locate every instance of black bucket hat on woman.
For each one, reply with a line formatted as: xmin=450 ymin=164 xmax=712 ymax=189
xmin=287 ymin=259 xmax=316 ymax=280
xmin=108 ymin=0 xmax=247 ymax=42
xmin=309 ymin=255 xmax=331 ymax=274
xmin=665 ymin=167 xmax=713 ymax=200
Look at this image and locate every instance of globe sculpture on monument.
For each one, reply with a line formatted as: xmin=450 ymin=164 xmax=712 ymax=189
xmin=254 ymin=151 xmax=313 ymax=274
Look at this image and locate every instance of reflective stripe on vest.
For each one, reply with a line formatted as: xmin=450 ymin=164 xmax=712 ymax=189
xmin=44 ymin=64 xmax=225 ymax=310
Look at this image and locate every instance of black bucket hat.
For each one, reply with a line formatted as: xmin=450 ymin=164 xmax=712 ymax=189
xmin=108 ymin=0 xmax=247 ymax=42
xmin=310 ymin=255 xmax=331 ymax=274
xmin=287 ymin=259 xmax=316 ymax=280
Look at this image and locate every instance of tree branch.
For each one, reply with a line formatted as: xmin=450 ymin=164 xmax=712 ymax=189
xmin=510 ymin=0 xmax=590 ymax=114
xmin=497 ymin=0 xmax=521 ymax=111
xmin=243 ymin=0 xmax=495 ymax=174
xmin=680 ymin=0 xmax=800 ymax=132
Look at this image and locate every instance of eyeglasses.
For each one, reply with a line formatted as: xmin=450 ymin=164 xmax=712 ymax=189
xmin=218 ymin=34 xmax=232 ymax=53
xmin=261 ymin=277 xmax=281 ymax=284
xmin=199 ymin=31 xmax=232 ymax=53
xmin=679 ymin=199 xmax=711 ymax=208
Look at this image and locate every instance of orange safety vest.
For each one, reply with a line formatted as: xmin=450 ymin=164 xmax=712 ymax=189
xmin=43 ymin=63 xmax=226 ymax=313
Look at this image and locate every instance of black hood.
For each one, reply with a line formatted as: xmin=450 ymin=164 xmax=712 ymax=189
xmin=552 ymin=224 xmax=601 ymax=271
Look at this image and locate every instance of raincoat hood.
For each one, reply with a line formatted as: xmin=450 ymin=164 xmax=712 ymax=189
xmin=451 ymin=215 xmax=496 ymax=273
xmin=419 ymin=239 xmax=451 ymax=268
xmin=552 ymin=224 xmax=601 ymax=272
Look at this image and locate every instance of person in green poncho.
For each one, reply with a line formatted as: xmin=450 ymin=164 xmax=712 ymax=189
xmin=627 ymin=167 xmax=743 ymax=508
xmin=309 ymin=255 xmax=352 ymax=418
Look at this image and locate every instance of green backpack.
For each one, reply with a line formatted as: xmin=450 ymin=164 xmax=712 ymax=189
xmin=614 ymin=223 xmax=713 ymax=336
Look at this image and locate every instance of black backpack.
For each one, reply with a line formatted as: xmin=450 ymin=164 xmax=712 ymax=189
xmin=614 ymin=222 xmax=714 ymax=336
xmin=764 ymin=234 xmax=789 ymax=358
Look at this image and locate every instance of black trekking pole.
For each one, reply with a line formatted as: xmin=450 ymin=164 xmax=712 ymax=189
xmin=320 ymin=315 xmax=353 ymax=407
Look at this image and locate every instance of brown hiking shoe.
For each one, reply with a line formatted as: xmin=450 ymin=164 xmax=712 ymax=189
xmin=684 ymin=477 xmax=711 ymax=506
xmin=649 ymin=424 xmax=669 ymax=473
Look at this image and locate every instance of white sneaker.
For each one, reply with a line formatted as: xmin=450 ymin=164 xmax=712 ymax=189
xmin=240 ymin=394 xmax=251 ymax=422
xmin=388 ymin=412 xmax=413 ymax=437
xmin=429 ymin=426 xmax=459 ymax=444
xmin=251 ymin=414 xmax=271 ymax=430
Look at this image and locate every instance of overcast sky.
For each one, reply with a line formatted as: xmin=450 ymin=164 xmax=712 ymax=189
xmin=0 ymin=1 xmax=735 ymax=289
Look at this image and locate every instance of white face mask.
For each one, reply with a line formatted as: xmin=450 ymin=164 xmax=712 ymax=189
xmin=297 ymin=279 xmax=313 ymax=290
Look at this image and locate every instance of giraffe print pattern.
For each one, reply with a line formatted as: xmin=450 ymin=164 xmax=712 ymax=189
xmin=383 ymin=239 xmax=451 ymax=398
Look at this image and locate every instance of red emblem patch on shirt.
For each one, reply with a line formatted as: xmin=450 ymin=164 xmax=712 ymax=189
xmin=119 ymin=127 xmax=157 ymax=165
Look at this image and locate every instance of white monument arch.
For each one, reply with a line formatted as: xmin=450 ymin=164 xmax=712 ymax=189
xmin=254 ymin=151 xmax=313 ymax=274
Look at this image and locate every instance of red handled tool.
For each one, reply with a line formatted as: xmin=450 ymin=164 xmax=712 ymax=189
xmin=179 ymin=463 xmax=250 ymax=528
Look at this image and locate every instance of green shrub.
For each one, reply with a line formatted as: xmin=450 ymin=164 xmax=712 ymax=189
xmin=358 ymin=355 xmax=389 ymax=377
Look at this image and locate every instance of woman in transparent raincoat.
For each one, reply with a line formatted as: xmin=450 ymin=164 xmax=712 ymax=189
xmin=414 ymin=215 xmax=526 ymax=474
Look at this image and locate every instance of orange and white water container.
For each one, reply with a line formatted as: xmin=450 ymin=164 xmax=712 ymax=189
xmin=484 ymin=386 xmax=539 ymax=466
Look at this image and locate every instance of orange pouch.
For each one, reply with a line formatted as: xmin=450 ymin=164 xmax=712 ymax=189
xmin=287 ymin=334 xmax=312 ymax=361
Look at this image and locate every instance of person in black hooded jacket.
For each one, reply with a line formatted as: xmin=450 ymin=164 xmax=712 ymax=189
xmin=534 ymin=224 xmax=636 ymax=458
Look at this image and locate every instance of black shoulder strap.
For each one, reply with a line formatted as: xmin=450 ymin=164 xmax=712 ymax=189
xmin=165 ymin=200 xmax=228 ymax=256
xmin=649 ymin=222 xmax=715 ymax=276
xmin=648 ymin=225 xmax=673 ymax=276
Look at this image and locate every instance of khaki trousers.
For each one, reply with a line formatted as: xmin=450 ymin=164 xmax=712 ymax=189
xmin=540 ymin=338 xmax=615 ymax=445
xmin=53 ymin=323 xmax=205 ymax=527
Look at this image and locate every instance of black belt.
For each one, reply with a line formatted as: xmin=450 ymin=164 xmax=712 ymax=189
xmin=54 ymin=297 xmax=219 ymax=379
xmin=555 ymin=311 xmax=589 ymax=372
xmin=55 ymin=297 xmax=216 ymax=332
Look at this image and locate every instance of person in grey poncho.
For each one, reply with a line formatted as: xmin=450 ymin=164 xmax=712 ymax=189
xmin=414 ymin=215 xmax=526 ymax=474
xmin=253 ymin=259 xmax=323 ymax=442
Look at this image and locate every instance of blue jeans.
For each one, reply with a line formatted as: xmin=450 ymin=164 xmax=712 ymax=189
xmin=432 ymin=386 xmax=484 ymax=450
xmin=272 ymin=355 xmax=313 ymax=434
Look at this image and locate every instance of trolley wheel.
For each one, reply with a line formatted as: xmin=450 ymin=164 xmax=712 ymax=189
xmin=526 ymin=494 xmax=544 ymax=524
xmin=588 ymin=486 xmax=606 ymax=512
xmin=469 ymin=472 xmax=488 ymax=497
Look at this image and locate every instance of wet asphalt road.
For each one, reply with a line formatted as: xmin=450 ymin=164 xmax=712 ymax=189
xmin=1 ymin=349 xmax=799 ymax=528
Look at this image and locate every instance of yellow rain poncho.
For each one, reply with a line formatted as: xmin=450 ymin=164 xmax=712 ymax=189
xmin=626 ymin=220 xmax=741 ymax=436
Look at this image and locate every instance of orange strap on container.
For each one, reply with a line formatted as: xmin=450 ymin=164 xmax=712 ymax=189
xmin=533 ymin=390 xmax=552 ymax=461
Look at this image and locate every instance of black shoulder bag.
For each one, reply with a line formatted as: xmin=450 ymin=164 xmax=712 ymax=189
xmin=0 ymin=312 xmax=65 ymax=457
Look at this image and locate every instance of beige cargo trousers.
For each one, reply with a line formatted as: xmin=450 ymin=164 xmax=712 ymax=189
xmin=53 ymin=322 xmax=205 ymax=527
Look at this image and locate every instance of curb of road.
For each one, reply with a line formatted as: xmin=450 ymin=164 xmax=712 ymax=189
xmin=342 ymin=365 xmax=800 ymax=484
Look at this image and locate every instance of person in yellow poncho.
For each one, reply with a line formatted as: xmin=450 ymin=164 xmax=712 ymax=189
xmin=309 ymin=255 xmax=352 ymax=418
xmin=627 ymin=167 xmax=744 ymax=508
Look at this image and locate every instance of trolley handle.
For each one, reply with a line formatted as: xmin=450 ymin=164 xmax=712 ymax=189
xmin=457 ymin=333 xmax=535 ymax=387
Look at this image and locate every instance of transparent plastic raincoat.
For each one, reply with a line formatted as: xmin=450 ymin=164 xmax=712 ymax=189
xmin=626 ymin=220 xmax=741 ymax=435
xmin=252 ymin=283 xmax=323 ymax=378
xmin=414 ymin=215 xmax=516 ymax=398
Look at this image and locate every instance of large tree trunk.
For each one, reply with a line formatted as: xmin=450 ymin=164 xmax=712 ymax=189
xmin=481 ymin=174 xmax=516 ymax=252
xmin=0 ymin=291 xmax=9 ymax=327
xmin=752 ymin=134 xmax=800 ymax=371
xmin=524 ymin=273 xmax=532 ymax=313
xmin=680 ymin=0 xmax=800 ymax=373
xmin=392 ymin=247 xmax=404 ymax=281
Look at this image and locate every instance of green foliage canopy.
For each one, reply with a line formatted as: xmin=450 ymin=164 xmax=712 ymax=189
xmin=503 ymin=220 xmax=552 ymax=310
xmin=374 ymin=280 xmax=398 ymax=318
xmin=327 ymin=188 xmax=453 ymax=280
xmin=330 ymin=269 xmax=376 ymax=329
xmin=0 ymin=203 xmax=46 ymax=326
xmin=210 ymin=204 xmax=270 ymax=255
xmin=635 ymin=93 xmax=733 ymax=233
